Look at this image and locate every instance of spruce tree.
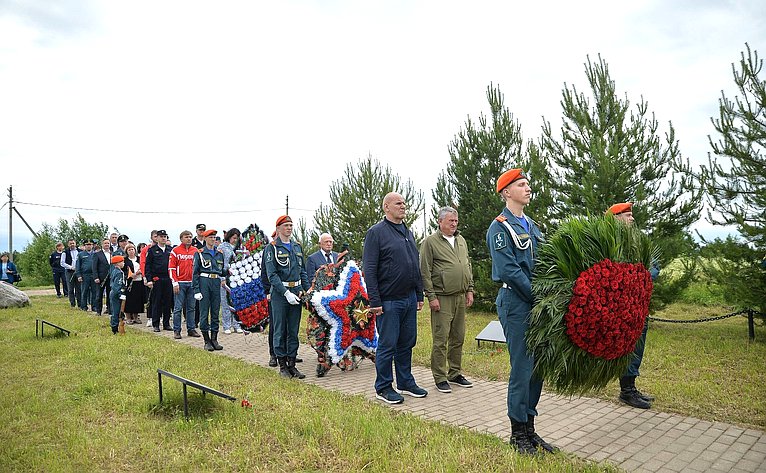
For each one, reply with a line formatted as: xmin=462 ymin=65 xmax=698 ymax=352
xmin=538 ymin=55 xmax=702 ymax=306
xmin=433 ymin=84 xmax=551 ymax=308
xmin=703 ymin=43 xmax=765 ymax=247
xmin=699 ymin=44 xmax=766 ymax=313
xmin=312 ymin=155 xmax=424 ymax=259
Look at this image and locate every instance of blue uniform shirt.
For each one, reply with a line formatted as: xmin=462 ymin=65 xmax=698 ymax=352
xmin=192 ymin=248 xmax=225 ymax=294
xmin=486 ymin=207 xmax=543 ymax=304
xmin=264 ymin=239 xmax=309 ymax=296
xmin=109 ymin=264 xmax=126 ymax=296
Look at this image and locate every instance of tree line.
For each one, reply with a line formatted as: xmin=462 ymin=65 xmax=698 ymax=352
xmin=17 ymin=45 xmax=765 ymax=315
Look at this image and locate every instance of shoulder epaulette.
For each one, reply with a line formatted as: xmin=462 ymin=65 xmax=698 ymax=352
xmin=495 ymin=214 xmax=507 ymax=223
xmin=270 ymin=240 xmax=276 ymax=246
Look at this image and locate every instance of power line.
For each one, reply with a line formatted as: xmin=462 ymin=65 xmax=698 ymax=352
xmin=14 ymin=200 xmax=316 ymax=214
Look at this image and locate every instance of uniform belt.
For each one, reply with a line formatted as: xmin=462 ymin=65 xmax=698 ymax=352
xmin=284 ymin=280 xmax=301 ymax=287
xmin=199 ymin=273 xmax=220 ymax=279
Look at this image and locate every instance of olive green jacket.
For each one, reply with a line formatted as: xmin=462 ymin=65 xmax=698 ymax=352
xmin=420 ymin=229 xmax=474 ymax=302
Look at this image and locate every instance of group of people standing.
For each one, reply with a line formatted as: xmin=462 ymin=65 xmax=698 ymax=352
xmin=360 ymin=169 xmax=654 ymax=456
xmin=41 ymin=167 xmax=653 ymax=456
xmin=48 ymin=225 xmax=244 ymax=344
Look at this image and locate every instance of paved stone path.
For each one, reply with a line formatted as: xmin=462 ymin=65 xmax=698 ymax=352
xmin=128 ymin=321 xmax=766 ymax=473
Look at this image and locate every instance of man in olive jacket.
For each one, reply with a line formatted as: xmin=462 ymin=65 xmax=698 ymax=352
xmin=420 ymin=206 xmax=475 ymax=394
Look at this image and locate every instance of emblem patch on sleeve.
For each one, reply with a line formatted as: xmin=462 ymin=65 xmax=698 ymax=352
xmin=493 ymin=232 xmax=507 ymax=250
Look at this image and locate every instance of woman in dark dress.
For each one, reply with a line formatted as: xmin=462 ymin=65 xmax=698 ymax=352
xmin=123 ymin=243 xmax=146 ymax=324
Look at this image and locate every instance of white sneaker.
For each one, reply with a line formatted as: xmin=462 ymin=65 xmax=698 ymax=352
xmin=146 ymin=320 xmax=153 ymax=327
xmin=235 ymin=327 xmax=243 ymax=333
xmin=224 ymin=329 xmax=232 ymax=334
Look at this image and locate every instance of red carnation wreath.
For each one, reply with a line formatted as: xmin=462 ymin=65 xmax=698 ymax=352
xmin=565 ymin=259 xmax=652 ymax=360
xmin=526 ymin=216 xmax=659 ymax=394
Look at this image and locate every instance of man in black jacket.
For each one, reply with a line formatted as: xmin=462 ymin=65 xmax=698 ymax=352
xmin=61 ymin=239 xmax=80 ymax=308
xmin=145 ymin=230 xmax=174 ymax=332
xmin=363 ymin=192 xmax=427 ymax=405
xmin=49 ymin=242 xmax=68 ymax=298
xmin=92 ymin=239 xmax=112 ymax=315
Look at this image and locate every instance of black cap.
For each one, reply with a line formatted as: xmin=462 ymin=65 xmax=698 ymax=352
xmin=117 ymin=235 xmax=129 ymax=242
xmin=196 ymin=224 xmax=206 ymax=231
xmin=156 ymin=230 xmax=168 ymax=237
xmin=83 ymin=239 xmax=93 ymax=245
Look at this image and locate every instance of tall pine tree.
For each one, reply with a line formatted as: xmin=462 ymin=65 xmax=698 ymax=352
xmin=538 ymin=56 xmax=702 ymax=306
xmin=699 ymin=44 xmax=766 ymax=313
xmin=433 ymin=84 xmax=552 ymax=308
xmin=312 ymin=155 xmax=424 ymax=259
xmin=703 ymin=43 xmax=765 ymax=247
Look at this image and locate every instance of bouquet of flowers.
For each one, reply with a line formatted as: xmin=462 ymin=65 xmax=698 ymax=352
xmin=227 ymin=223 xmax=270 ymax=332
xmin=305 ymin=253 xmax=377 ymax=377
xmin=526 ymin=215 xmax=659 ymax=395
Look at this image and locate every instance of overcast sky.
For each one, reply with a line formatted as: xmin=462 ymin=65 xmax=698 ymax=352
xmin=1 ymin=0 xmax=764 ymax=252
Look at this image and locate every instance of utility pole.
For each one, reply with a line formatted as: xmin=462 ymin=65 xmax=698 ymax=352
xmin=285 ymin=195 xmax=289 ymax=215
xmin=8 ymin=186 xmax=12 ymax=262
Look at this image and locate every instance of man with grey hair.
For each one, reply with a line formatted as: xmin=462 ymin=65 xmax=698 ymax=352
xmin=306 ymin=233 xmax=338 ymax=281
xmin=420 ymin=206 xmax=474 ymax=394
xmin=364 ymin=192 xmax=427 ymax=404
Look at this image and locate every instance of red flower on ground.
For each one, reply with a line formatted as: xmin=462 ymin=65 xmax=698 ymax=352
xmin=564 ymin=259 xmax=653 ymax=360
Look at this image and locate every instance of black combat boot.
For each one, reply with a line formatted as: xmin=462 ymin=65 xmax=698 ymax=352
xmin=527 ymin=415 xmax=557 ymax=453
xmin=210 ymin=331 xmax=223 ymax=351
xmin=510 ymin=419 xmax=537 ymax=455
xmin=634 ymin=380 xmax=655 ymax=402
xmin=287 ymin=357 xmax=306 ymax=379
xmin=202 ymin=331 xmax=214 ymax=352
xmin=278 ymin=357 xmax=291 ymax=378
xmin=268 ymin=354 xmax=278 ymax=367
xmin=619 ymin=375 xmax=651 ymax=409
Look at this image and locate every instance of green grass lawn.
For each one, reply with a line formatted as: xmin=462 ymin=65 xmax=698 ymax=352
xmin=410 ymin=302 xmax=766 ymax=429
xmin=1 ymin=296 xmax=616 ymax=472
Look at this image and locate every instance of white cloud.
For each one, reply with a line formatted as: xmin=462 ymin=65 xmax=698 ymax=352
xmin=1 ymin=0 xmax=764 ymax=251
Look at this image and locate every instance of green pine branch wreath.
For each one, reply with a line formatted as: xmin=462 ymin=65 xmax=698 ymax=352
xmin=527 ymin=215 xmax=660 ymax=395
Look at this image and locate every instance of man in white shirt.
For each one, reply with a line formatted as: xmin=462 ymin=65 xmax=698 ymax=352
xmin=60 ymin=239 xmax=80 ymax=308
xmin=306 ymin=233 xmax=339 ymax=281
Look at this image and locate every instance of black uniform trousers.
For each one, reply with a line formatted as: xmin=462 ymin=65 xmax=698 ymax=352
xmin=151 ymin=279 xmax=173 ymax=329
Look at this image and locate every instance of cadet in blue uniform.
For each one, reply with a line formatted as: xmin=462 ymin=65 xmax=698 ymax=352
xmin=608 ymin=202 xmax=660 ymax=410
xmin=75 ymin=240 xmax=95 ymax=311
xmin=265 ymin=215 xmax=309 ymax=379
xmin=487 ymin=168 xmax=554 ymax=455
xmin=193 ymin=229 xmax=225 ymax=352
xmin=109 ymin=255 xmax=127 ymax=334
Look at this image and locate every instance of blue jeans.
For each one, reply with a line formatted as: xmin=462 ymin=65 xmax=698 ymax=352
xmin=173 ymin=282 xmax=196 ymax=332
xmin=374 ymin=290 xmax=419 ymax=393
xmin=271 ymin=289 xmax=302 ymax=358
xmin=497 ymin=287 xmax=543 ymax=422
xmin=626 ymin=320 xmax=649 ymax=377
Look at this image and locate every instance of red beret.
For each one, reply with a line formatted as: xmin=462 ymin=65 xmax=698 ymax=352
xmin=111 ymin=255 xmax=124 ymax=264
xmin=202 ymin=229 xmax=218 ymax=237
xmin=275 ymin=215 xmax=292 ymax=227
xmin=496 ymin=168 xmax=526 ymax=193
xmin=607 ymin=202 xmax=633 ymax=215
